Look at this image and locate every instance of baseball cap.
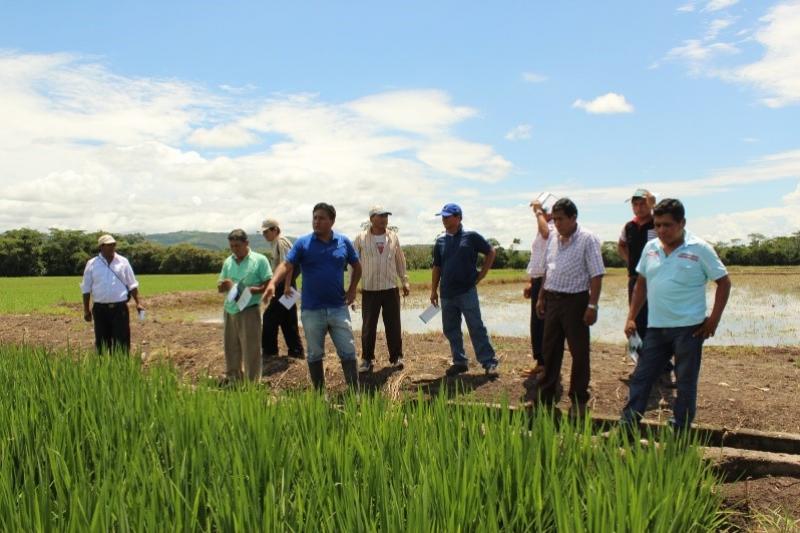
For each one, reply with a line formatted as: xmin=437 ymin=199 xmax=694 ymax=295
xmin=434 ymin=203 xmax=463 ymax=217
xmin=97 ymin=234 xmax=116 ymax=246
xmin=630 ymin=188 xmax=650 ymax=200
xmin=369 ymin=205 xmax=392 ymax=216
xmin=260 ymin=218 xmax=280 ymax=231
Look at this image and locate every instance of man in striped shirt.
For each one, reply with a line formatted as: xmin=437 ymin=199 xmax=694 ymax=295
xmin=353 ymin=205 xmax=411 ymax=372
xmin=535 ymin=198 xmax=605 ymax=416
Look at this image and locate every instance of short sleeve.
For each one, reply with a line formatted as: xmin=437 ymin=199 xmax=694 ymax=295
xmin=286 ymin=239 xmax=303 ymax=265
xmin=80 ymin=259 xmax=93 ymax=293
xmin=345 ymin=237 xmax=359 ymax=264
xmin=218 ymin=257 xmax=230 ymax=281
xmin=260 ymin=255 xmax=273 ymax=282
xmin=124 ymin=259 xmax=140 ymax=290
xmin=635 ymin=244 xmax=651 ymax=277
xmin=585 ymin=234 xmax=606 ymax=278
xmin=698 ymin=243 xmax=728 ymax=281
xmin=432 ymin=238 xmax=442 ymax=267
xmin=619 ymin=224 xmax=627 ymax=243
xmin=473 ymin=233 xmax=492 ymax=255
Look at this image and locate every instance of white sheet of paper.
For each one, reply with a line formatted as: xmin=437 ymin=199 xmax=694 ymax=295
xmin=278 ymin=288 xmax=301 ymax=310
xmin=627 ymin=331 xmax=642 ymax=364
xmin=537 ymin=192 xmax=557 ymax=212
xmin=419 ymin=304 xmax=440 ymax=324
xmin=236 ymin=287 xmax=253 ymax=311
xmin=226 ymin=285 xmax=239 ymax=302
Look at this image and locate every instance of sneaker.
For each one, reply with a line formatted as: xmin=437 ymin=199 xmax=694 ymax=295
xmin=484 ymin=363 xmax=499 ymax=376
xmin=445 ymin=364 xmax=468 ymax=376
xmin=393 ymin=358 xmax=405 ymax=370
xmin=358 ymin=360 xmax=374 ymax=373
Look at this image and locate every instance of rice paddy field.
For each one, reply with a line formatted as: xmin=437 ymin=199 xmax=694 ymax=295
xmin=0 ymin=345 xmax=725 ymax=532
xmin=1 ymin=266 xmax=799 ymax=530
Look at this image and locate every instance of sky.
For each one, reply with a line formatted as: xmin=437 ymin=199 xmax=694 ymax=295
xmin=1 ymin=0 xmax=799 ymax=247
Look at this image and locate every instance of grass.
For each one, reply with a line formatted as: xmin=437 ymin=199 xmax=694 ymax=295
xmin=0 ymin=344 xmax=727 ymax=531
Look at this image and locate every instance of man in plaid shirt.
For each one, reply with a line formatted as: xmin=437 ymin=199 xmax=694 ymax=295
xmin=535 ymin=198 xmax=605 ymax=416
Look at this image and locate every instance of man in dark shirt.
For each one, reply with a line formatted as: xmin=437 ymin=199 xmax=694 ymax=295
xmin=429 ymin=203 xmax=499 ymax=376
xmin=617 ymin=189 xmax=657 ymax=341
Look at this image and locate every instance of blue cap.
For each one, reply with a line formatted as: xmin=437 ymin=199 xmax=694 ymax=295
xmin=435 ymin=203 xmax=463 ymax=217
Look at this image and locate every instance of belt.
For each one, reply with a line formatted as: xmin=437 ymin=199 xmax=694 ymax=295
xmin=93 ymin=301 xmax=127 ymax=308
xmin=545 ymin=290 xmax=587 ymax=299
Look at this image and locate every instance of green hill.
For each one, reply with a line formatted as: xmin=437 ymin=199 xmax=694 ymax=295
xmin=145 ymin=231 xmax=234 ymax=251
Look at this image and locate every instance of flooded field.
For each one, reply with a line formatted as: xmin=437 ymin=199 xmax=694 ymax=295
xmin=198 ymin=269 xmax=800 ymax=346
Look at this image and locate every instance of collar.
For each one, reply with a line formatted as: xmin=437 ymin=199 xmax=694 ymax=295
xmin=632 ymin=215 xmax=653 ymax=227
xmin=311 ymin=231 xmax=339 ymax=243
xmin=445 ymin=224 xmax=464 ymax=237
xmin=231 ymin=250 xmax=251 ymax=263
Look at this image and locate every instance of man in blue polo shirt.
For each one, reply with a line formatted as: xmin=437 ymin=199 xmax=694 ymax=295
xmin=621 ymin=198 xmax=731 ymax=430
xmin=265 ymin=202 xmax=362 ymax=390
xmin=430 ymin=203 xmax=499 ymax=376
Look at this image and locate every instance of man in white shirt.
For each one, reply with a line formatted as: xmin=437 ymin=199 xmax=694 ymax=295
xmin=80 ymin=234 xmax=144 ymax=354
xmin=353 ymin=205 xmax=410 ymax=372
xmin=522 ymin=198 xmax=554 ymax=377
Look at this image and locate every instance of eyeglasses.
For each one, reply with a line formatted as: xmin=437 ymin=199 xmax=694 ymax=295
xmin=262 ymin=228 xmax=277 ymax=233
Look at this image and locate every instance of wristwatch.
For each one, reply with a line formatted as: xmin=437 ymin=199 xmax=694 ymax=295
xmin=587 ymin=303 xmax=598 ymax=310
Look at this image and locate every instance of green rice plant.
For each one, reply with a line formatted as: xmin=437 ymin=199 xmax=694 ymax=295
xmin=0 ymin=344 xmax=727 ymax=531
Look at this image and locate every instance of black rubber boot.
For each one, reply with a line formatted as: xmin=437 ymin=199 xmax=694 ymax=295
xmin=308 ymin=360 xmax=325 ymax=391
xmin=341 ymin=359 xmax=359 ymax=389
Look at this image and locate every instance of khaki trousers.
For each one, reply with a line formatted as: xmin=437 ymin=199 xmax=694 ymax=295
xmin=224 ymin=305 xmax=262 ymax=381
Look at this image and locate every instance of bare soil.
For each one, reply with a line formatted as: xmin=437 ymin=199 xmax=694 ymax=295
xmin=3 ymin=290 xmax=799 ymax=528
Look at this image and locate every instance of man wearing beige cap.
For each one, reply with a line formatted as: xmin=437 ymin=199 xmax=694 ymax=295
xmin=261 ymin=218 xmax=304 ymax=365
xmin=80 ymin=234 xmax=144 ymax=354
xmin=353 ymin=205 xmax=410 ymax=372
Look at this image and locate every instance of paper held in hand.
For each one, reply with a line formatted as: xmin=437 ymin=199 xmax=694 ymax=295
xmin=236 ymin=287 xmax=253 ymax=312
xmin=279 ymin=287 xmax=301 ymax=310
xmin=535 ymin=192 xmax=557 ymax=212
xmin=226 ymin=284 xmax=239 ymax=303
xmin=419 ymin=304 xmax=440 ymax=324
xmin=627 ymin=331 xmax=643 ymax=363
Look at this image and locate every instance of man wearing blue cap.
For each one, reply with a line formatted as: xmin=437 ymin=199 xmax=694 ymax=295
xmin=430 ymin=203 xmax=500 ymax=376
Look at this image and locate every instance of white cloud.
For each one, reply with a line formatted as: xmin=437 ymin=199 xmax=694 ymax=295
xmin=677 ymin=2 xmax=696 ymax=13
xmin=572 ymin=92 xmax=634 ymax=114
xmin=0 ymin=51 xmax=511 ymax=243
xmin=703 ymin=0 xmax=738 ymax=12
xmin=505 ymin=124 xmax=532 ymax=141
xmin=731 ymin=1 xmax=800 ymax=107
xmin=522 ymin=72 xmax=548 ymax=83
xmin=664 ymin=1 xmax=800 ymax=107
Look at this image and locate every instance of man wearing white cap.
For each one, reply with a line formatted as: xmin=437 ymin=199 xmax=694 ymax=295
xmin=353 ymin=205 xmax=410 ymax=372
xmin=80 ymin=234 xmax=144 ymax=354
xmin=261 ymin=218 xmax=304 ymax=365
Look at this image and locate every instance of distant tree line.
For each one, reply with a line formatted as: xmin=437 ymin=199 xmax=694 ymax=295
xmin=0 ymin=229 xmax=226 ymax=276
xmin=1 ymin=229 xmax=797 ymax=277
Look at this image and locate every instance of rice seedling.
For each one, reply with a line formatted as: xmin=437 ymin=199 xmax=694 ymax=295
xmin=0 ymin=344 xmax=727 ymax=531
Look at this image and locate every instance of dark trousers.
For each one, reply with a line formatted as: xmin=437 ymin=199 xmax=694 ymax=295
xmin=262 ymin=281 xmax=304 ymax=357
xmin=361 ymin=288 xmax=402 ymax=363
xmin=529 ymin=277 xmax=545 ymax=365
xmin=538 ymin=291 xmax=591 ymax=405
xmin=92 ymin=302 xmax=130 ymax=354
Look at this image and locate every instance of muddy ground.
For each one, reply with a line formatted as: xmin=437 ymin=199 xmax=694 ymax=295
xmin=2 ymin=290 xmax=799 ymax=524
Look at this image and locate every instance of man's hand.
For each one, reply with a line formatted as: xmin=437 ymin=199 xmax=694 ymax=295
xmin=218 ymin=279 xmax=234 ymax=292
xmin=402 ymin=282 xmax=410 ymax=297
xmin=476 ymin=271 xmax=487 ymax=285
xmin=693 ymin=316 xmax=720 ymax=339
xmin=583 ymin=307 xmax=598 ymax=326
xmin=136 ymin=303 xmax=145 ymax=313
xmin=430 ymin=290 xmax=439 ymax=307
xmin=523 ymin=280 xmax=533 ymax=299
xmin=263 ymin=282 xmax=276 ymax=301
xmin=83 ymin=309 xmax=92 ymax=322
xmin=345 ymin=286 xmax=357 ymax=306
xmin=624 ymin=319 xmax=638 ymax=338
xmin=535 ymin=297 xmax=545 ymax=319
xmin=531 ymin=200 xmax=544 ymax=213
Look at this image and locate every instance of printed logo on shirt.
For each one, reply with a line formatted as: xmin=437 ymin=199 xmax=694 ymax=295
xmin=646 ymin=250 xmax=659 ymax=257
xmin=678 ymin=252 xmax=699 ymax=262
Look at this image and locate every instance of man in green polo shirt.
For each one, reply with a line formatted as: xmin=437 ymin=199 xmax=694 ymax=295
xmin=217 ymin=229 xmax=272 ymax=382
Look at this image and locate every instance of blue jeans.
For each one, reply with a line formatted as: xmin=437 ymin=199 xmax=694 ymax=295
xmin=300 ymin=307 xmax=357 ymax=363
xmin=440 ymin=286 xmax=497 ymax=368
xmin=621 ymin=325 xmax=704 ymax=429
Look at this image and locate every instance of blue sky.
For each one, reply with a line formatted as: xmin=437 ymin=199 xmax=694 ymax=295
xmin=1 ymin=0 xmax=799 ymax=246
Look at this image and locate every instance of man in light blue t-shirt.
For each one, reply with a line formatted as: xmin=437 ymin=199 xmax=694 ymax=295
xmin=621 ymin=198 xmax=731 ymax=430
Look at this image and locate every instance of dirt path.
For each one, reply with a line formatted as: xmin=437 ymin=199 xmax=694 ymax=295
xmin=3 ymin=291 xmax=799 ymax=434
